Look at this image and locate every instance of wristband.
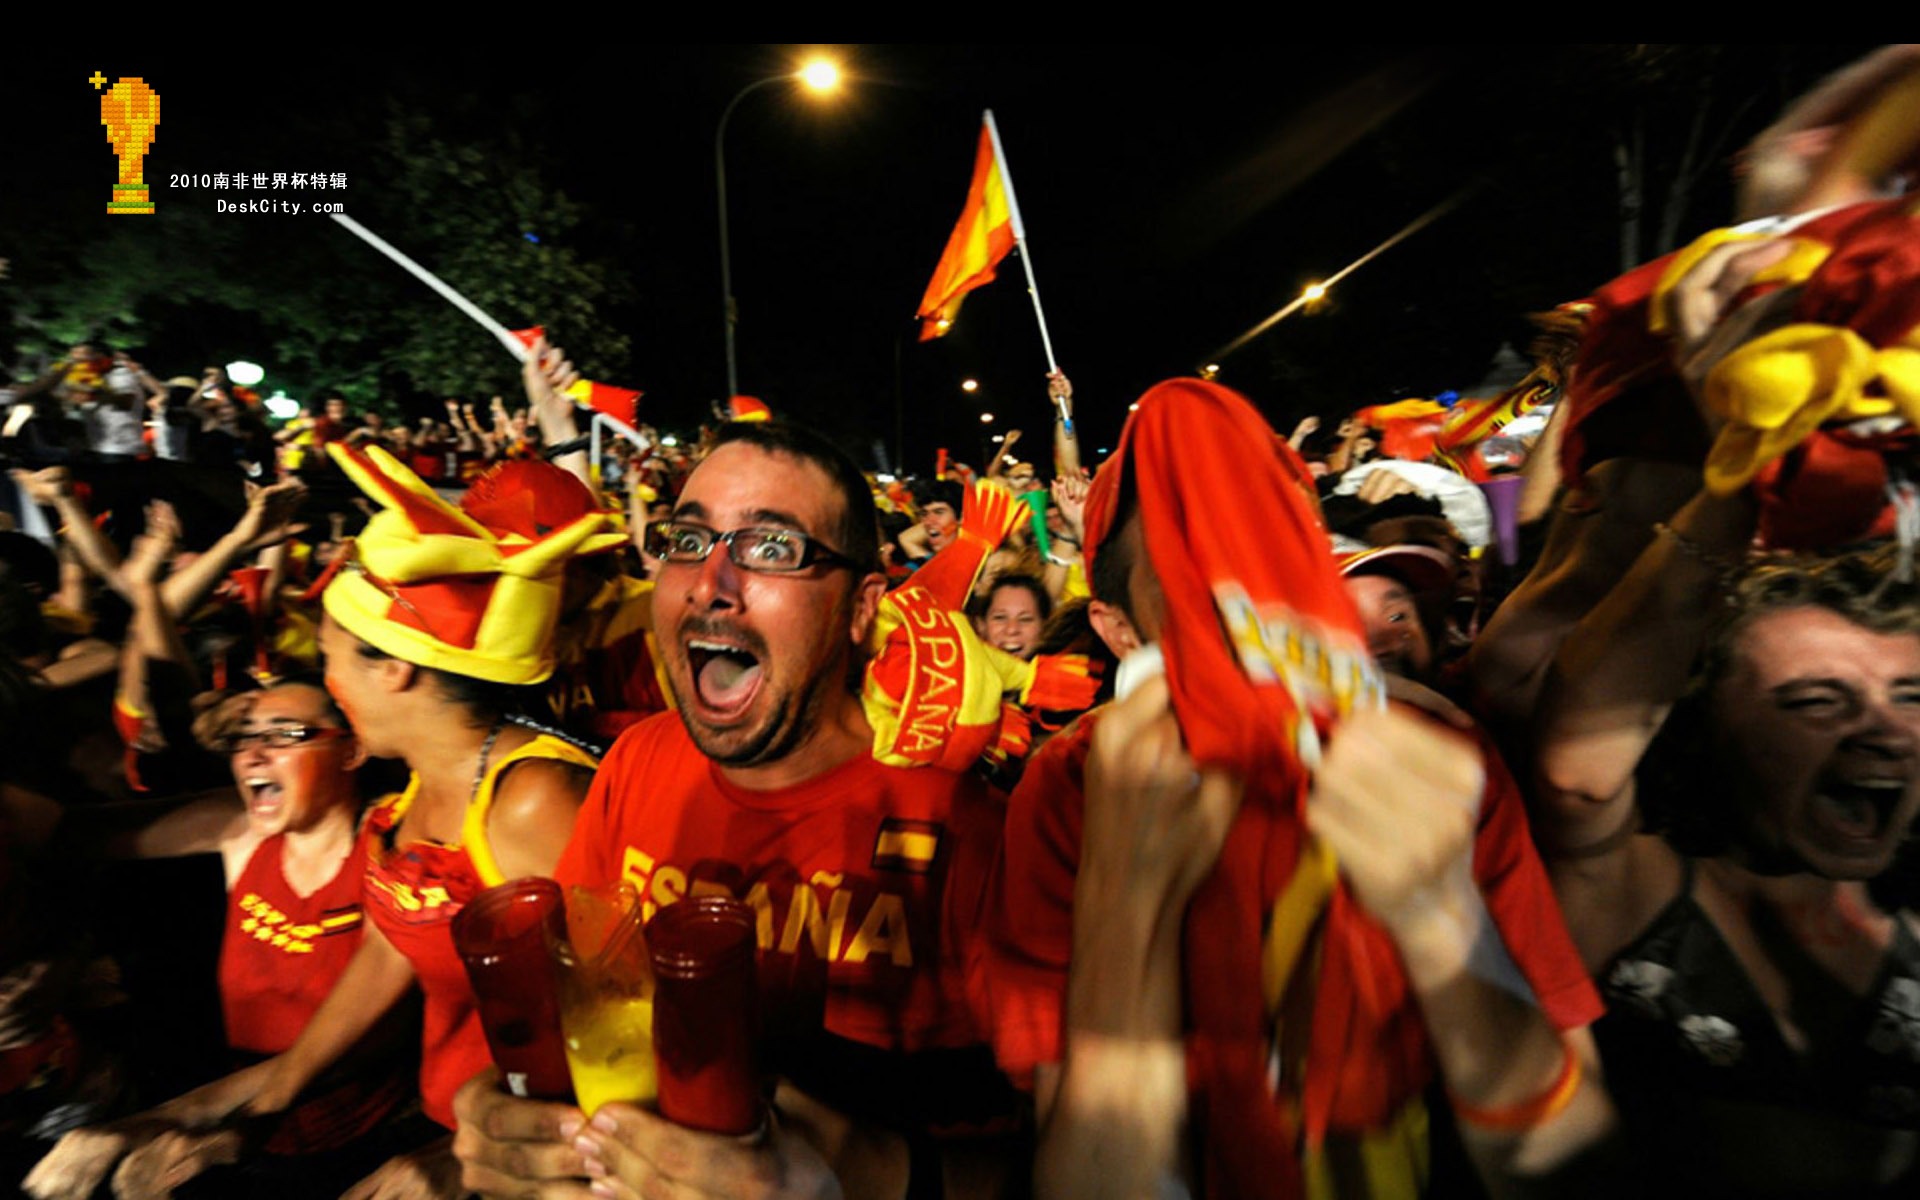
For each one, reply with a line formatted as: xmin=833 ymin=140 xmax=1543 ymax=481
xmin=1448 ymin=1039 xmax=1581 ymax=1131
xmin=543 ymin=435 xmax=591 ymax=460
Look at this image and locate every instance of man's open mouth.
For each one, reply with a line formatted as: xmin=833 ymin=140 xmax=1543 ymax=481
xmin=687 ymin=638 xmax=765 ymax=716
xmin=1810 ymin=774 xmax=1910 ymax=844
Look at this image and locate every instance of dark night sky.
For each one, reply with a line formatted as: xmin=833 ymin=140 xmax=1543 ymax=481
xmin=0 ymin=44 xmax=1879 ymax=474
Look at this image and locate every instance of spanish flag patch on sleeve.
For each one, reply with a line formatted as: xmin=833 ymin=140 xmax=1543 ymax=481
xmin=871 ymin=819 xmax=944 ymax=875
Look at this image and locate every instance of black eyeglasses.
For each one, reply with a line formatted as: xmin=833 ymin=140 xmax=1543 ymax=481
xmin=645 ymin=520 xmax=857 ymax=574
xmin=220 ymin=725 xmax=351 ymax=754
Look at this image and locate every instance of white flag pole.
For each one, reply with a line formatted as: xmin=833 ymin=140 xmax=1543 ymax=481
xmin=982 ymin=111 xmax=1069 ymax=425
xmin=328 ymin=213 xmax=530 ymax=363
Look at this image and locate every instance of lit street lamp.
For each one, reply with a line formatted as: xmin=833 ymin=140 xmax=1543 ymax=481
xmin=717 ymin=56 xmax=844 ymax=400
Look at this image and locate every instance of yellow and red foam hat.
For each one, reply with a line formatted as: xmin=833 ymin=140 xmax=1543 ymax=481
xmin=321 ymin=443 xmax=620 ymax=684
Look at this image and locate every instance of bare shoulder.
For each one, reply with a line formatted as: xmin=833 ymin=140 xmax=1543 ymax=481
xmin=493 ymin=758 xmax=594 ymax=829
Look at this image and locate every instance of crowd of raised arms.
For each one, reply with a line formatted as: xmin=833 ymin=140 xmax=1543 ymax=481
xmin=4 ymin=45 xmax=1920 ymax=1200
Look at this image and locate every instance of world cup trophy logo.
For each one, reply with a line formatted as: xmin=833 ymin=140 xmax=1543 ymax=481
xmin=98 ymin=75 xmax=159 ymax=215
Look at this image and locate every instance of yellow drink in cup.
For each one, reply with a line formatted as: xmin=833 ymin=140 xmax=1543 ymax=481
xmin=552 ymin=883 xmax=657 ymax=1117
xmin=562 ymin=994 xmax=657 ymax=1115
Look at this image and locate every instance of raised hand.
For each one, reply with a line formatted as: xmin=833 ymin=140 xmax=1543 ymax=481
xmin=1050 ymin=471 xmax=1089 ymax=542
xmin=12 ymin=465 xmax=74 ymax=506
xmin=232 ymin=478 xmax=309 ymax=551
xmin=522 ymin=335 xmax=584 ymax=440
xmin=123 ymin=500 xmax=182 ymax=585
xmin=1082 ymin=675 xmax=1244 ymax=914
xmin=1304 ymin=706 xmax=1484 ymax=939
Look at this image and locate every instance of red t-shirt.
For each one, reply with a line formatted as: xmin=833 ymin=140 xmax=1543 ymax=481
xmin=556 ymin=714 xmax=1014 ymax=1130
xmin=990 ymin=703 xmax=1603 ymax=1143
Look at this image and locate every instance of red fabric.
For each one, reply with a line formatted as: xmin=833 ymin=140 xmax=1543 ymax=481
xmin=1082 ymin=379 xmax=1360 ymax=785
xmin=360 ymin=796 xmax=492 ymax=1130
xmin=383 ymin=577 xmax=493 ymax=651
xmin=989 ymin=710 xmax=1604 ymax=1196
xmin=1559 ymin=199 xmax=1915 ymax=513
xmin=578 ymin=381 xmax=643 ymax=425
xmin=1374 ymin=413 xmax=1446 ymax=461
xmin=462 ymin=460 xmax=601 ymax=541
xmin=554 ymin=714 xmax=1000 ymax=1058
xmin=222 ymin=835 xmax=406 ymax=1152
xmin=915 ymin=122 xmax=1018 ymax=342
xmin=410 ymin=449 xmax=446 ymax=482
xmin=111 ymin=698 xmax=147 ymax=793
xmin=1072 ymin=379 xmax=1596 ymax=1194
xmin=727 ymin=396 xmax=772 ymax=422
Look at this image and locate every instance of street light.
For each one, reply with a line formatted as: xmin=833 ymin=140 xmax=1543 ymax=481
xmin=717 ymin=56 xmax=845 ymax=399
xmin=798 ymin=58 xmax=841 ymax=93
xmin=980 ymin=412 xmax=995 ymax=424
xmin=960 ymin=378 xmax=979 ymax=393
xmin=1302 ymin=281 xmax=1328 ymax=302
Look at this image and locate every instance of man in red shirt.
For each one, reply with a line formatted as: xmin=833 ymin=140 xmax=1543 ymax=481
xmin=990 ymin=381 xmax=1618 ymax=1199
xmin=452 ymin=422 xmax=1016 ymax=1199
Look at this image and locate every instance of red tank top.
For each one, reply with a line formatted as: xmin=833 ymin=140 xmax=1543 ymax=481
xmin=220 ymin=833 xmax=405 ymax=1153
xmin=361 ymin=735 xmax=598 ymax=1129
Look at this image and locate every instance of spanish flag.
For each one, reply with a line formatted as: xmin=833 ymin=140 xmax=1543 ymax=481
xmin=565 ymin=379 xmax=643 ymax=425
xmin=916 ymin=112 xmax=1023 ymax=341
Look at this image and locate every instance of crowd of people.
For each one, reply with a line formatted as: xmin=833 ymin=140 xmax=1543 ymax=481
xmin=2 ymin=44 xmax=1920 ymax=1200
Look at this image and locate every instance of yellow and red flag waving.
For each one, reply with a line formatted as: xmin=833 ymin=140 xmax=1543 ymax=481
xmin=565 ymin=379 xmax=642 ymax=425
xmin=916 ymin=115 xmax=1020 ymax=341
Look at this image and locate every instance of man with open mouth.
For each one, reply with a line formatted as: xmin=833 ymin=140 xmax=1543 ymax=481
xmin=453 ymin=421 xmax=1020 ymax=1199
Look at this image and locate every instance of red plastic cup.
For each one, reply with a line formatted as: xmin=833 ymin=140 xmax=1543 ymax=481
xmin=647 ymin=897 xmax=761 ymax=1134
xmin=452 ymin=877 xmax=574 ymax=1100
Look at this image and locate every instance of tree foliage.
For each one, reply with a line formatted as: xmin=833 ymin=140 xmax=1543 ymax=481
xmin=8 ymin=110 xmax=632 ymax=420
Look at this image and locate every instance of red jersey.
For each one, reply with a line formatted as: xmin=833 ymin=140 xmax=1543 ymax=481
xmin=555 ymin=714 xmax=1013 ymax=1130
xmin=221 ymin=834 xmax=406 ymax=1153
xmin=362 ymin=735 xmax=599 ymax=1129
xmin=990 ymin=705 xmax=1603 ymax=1193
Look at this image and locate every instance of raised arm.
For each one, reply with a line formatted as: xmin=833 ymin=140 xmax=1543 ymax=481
xmin=1530 ymin=487 xmax=1755 ymax=854
xmin=522 ymin=335 xmax=593 ymax=492
xmin=1306 ymin=707 xmax=1619 ymax=1197
xmin=157 ymin=479 xmax=306 ymax=620
xmin=13 ymin=467 xmax=129 ymax=601
xmin=1036 ymin=677 xmax=1240 ymax=1199
xmin=117 ymin=500 xmax=198 ymax=734
xmin=1048 ymin=372 xmax=1081 ymax=479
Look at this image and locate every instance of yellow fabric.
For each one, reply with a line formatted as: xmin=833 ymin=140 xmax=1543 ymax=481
xmin=1700 ymin=324 xmax=1920 ymax=494
xmin=382 ymin=734 xmax=599 ymax=890
xmin=1262 ymin=838 xmax=1339 ymax=1015
xmin=1301 ymin=1097 xmax=1430 ymax=1200
xmin=1058 ymin=560 xmax=1089 ymax=603
xmin=273 ymin=605 xmax=320 ymax=670
xmin=861 ymin=585 xmax=1034 ymax=770
xmin=322 ymin=444 xmax=622 ymax=684
xmin=1648 ymin=228 xmax=1833 ymax=336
